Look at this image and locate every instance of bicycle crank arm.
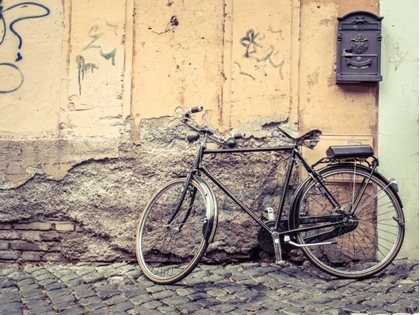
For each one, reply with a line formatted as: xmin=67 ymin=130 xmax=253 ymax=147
xmin=271 ymin=232 xmax=290 ymax=266
xmin=284 ymin=235 xmax=337 ymax=248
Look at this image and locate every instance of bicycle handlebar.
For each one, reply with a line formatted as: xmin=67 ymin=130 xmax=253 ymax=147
xmin=233 ymin=133 xmax=246 ymax=139
xmin=181 ymin=106 xmax=323 ymax=150
xmin=191 ymin=106 xmax=203 ymax=114
xmin=181 ymin=106 xmax=245 ymax=148
xmin=183 ymin=106 xmax=204 ymax=119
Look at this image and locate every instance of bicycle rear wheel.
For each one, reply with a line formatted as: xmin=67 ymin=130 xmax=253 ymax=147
xmin=136 ymin=178 xmax=210 ymax=284
xmin=290 ymin=164 xmax=405 ymax=278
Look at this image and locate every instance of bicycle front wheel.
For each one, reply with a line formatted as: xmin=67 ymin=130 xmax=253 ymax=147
xmin=136 ymin=178 xmax=211 ymax=284
xmin=290 ymin=164 xmax=405 ymax=278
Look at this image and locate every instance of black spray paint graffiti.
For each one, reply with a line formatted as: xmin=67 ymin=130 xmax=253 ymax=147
xmin=76 ymin=55 xmax=99 ymax=96
xmin=76 ymin=22 xmax=118 ymax=95
xmin=0 ymin=1 xmax=50 ymax=94
xmin=83 ymin=22 xmax=118 ymax=65
xmin=240 ymin=29 xmax=263 ymax=58
xmin=236 ymin=28 xmax=284 ymax=80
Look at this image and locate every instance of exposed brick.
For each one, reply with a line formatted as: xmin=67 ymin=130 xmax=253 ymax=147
xmin=0 ymin=250 xmax=20 ymax=260
xmin=47 ymin=242 xmax=62 ymax=252
xmin=10 ymin=241 xmax=49 ymax=251
xmin=0 ymin=223 xmax=12 ymax=230
xmin=0 ymin=231 xmax=20 ymax=240
xmin=21 ymin=251 xmax=43 ymax=262
xmin=14 ymin=223 xmax=52 ymax=231
xmin=0 ymin=241 xmax=9 ymax=250
xmin=43 ymin=253 xmax=63 ymax=261
xmin=40 ymin=232 xmax=61 ymax=241
xmin=54 ymin=222 xmax=75 ymax=232
xmin=20 ymin=231 xmax=42 ymax=242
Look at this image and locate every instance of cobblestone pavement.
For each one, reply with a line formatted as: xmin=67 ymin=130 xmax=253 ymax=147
xmin=0 ymin=259 xmax=418 ymax=315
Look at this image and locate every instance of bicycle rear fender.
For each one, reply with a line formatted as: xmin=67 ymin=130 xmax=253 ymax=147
xmin=293 ymin=163 xmax=403 ymax=210
xmin=192 ymin=175 xmax=219 ymax=243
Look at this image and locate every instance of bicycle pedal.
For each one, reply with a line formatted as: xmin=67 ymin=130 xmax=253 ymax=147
xmin=271 ymin=231 xmax=283 ymax=262
xmin=275 ymin=260 xmax=289 ymax=267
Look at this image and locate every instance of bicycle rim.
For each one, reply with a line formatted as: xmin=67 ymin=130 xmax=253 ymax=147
xmin=291 ymin=165 xmax=405 ymax=278
xmin=136 ymin=178 xmax=209 ymax=284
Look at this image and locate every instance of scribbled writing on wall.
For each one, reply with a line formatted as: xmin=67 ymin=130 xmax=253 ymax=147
xmin=235 ymin=27 xmax=284 ymax=80
xmin=76 ymin=22 xmax=118 ymax=95
xmin=0 ymin=2 xmax=50 ymax=94
xmin=76 ymin=56 xmax=99 ymax=95
xmin=384 ymin=35 xmax=407 ymax=71
xmin=84 ymin=22 xmax=118 ymax=65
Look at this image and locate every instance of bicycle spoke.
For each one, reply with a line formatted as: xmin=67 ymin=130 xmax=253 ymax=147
xmin=292 ymin=165 xmax=404 ymax=278
xmin=137 ymin=179 xmax=210 ymax=284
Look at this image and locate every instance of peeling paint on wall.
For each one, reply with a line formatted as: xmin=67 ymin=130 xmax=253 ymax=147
xmin=0 ymin=0 xmax=394 ymax=263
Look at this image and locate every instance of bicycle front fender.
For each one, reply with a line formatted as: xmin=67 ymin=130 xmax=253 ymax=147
xmin=192 ymin=175 xmax=219 ymax=243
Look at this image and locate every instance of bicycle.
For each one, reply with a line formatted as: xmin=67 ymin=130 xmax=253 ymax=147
xmin=135 ymin=106 xmax=405 ymax=285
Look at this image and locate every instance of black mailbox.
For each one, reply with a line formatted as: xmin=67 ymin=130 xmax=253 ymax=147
xmin=336 ymin=11 xmax=383 ymax=83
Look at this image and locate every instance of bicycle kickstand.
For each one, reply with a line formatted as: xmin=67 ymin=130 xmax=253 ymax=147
xmin=271 ymin=232 xmax=288 ymax=267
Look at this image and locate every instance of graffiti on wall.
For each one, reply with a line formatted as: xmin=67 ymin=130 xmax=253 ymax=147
xmin=384 ymin=35 xmax=407 ymax=71
xmin=235 ymin=27 xmax=285 ymax=81
xmin=83 ymin=22 xmax=118 ymax=65
xmin=76 ymin=21 xmax=118 ymax=95
xmin=0 ymin=1 xmax=50 ymax=93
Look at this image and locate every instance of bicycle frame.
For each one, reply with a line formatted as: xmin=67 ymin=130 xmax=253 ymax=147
xmin=185 ymin=136 xmax=346 ymax=237
xmin=136 ymin=108 xmax=405 ymax=283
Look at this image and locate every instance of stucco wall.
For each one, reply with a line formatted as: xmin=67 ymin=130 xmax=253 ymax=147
xmin=379 ymin=0 xmax=419 ymax=259
xmin=1 ymin=0 xmax=415 ymax=264
xmin=0 ymin=0 xmax=381 ymax=185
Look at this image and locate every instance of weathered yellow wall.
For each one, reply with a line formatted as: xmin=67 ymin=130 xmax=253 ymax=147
xmin=0 ymin=0 xmax=129 ymax=186
xmin=64 ymin=0 xmax=127 ymax=138
xmin=0 ymin=0 xmax=379 ymax=185
xmin=131 ymin=0 xmax=379 ymax=138
xmin=5 ymin=0 xmax=410 ymax=263
xmin=299 ymin=0 xmax=379 ymax=137
xmin=0 ymin=0 xmax=63 ymax=137
xmin=132 ymin=1 xmax=225 ymax=131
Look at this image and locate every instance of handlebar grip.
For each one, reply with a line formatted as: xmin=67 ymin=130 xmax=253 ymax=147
xmin=187 ymin=133 xmax=200 ymax=143
xmin=226 ymin=137 xmax=236 ymax=148
xmin=233 ymin=133 xmax=246 ymax=139
xmin=191 ymin=106 xmax=204 ymax=113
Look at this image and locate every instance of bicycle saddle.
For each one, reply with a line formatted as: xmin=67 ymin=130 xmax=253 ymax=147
xmin=277 ymin=127 xmax=322 ymax=141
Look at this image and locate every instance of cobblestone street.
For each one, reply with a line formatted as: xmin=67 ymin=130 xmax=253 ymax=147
xmin=0 ymin=259 xmax=418 ymax=315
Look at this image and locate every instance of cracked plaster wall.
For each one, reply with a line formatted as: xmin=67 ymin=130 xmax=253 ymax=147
xmin=0 ymin=0 xmax=398 ymax=263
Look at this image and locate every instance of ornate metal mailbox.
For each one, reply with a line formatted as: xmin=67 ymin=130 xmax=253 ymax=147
xmin=336 ymin=11 xmax=383 ymax=83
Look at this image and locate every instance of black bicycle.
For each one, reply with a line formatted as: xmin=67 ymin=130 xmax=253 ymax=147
xmin=136 ymin=106 xmax=405 ymax=284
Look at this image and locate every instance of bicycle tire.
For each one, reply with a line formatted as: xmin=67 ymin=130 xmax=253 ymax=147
xmin=136 ymin=177 xmax=212 ymax=284
xmin=289 ymin=164 xmax=405 ymax=278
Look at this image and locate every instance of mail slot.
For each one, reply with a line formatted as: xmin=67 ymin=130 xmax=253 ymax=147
xmin=336 ymin=11 xmax=383 ymax=83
